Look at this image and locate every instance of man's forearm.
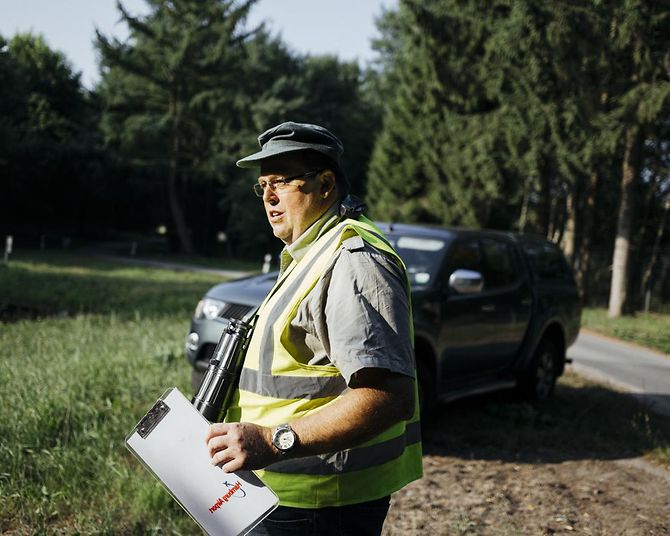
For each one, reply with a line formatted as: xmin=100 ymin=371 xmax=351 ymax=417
xmin=289 ymin=374 xmax=415 ymax=458
xmin=206 ymin=371 xmax=415 ymax=472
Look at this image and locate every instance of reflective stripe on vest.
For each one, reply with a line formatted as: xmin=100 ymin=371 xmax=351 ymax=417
xmin=229 ymin=215 xmax=423 ymax=508
xmin=266 ymin=420 xmax=422 ymax=475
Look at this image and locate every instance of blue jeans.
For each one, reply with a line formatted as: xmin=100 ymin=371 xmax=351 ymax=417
xmin=250 ymin=496 xmax=391 ymax=536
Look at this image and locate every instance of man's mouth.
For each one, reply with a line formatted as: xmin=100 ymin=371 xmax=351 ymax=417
xmin=268 ymin=210 xmax=284 ymax=222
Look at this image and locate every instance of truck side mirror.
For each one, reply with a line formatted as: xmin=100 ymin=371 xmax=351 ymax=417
xmin=448 ymin=269 xmax=484 ymax=294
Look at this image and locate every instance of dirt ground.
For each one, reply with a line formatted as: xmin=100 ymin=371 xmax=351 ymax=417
xmin=384 ymin=454 xmax=669 ymax=535
xmin=383 ymin=375 xmax=670 ymax=535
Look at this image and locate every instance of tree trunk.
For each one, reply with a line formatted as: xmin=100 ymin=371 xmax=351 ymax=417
xmin=549 ymin=182 xmax=567 ymax=245
xmin=518 ymin=179 xmax=531 ymax=233
xmin=538 ymin=160 xmax=552 ymax=238
xmin=167 ymin=93 xmax=194 ymax=254
xmin=608 ymin=126 xmax=641 ymax=317
xmin=574 ymin=170 xmax=598 ymax=303
xmin=561 ymin=189 xmax=577 ymax=262
xmin=641 ymin=196 xmax=670 ymax=311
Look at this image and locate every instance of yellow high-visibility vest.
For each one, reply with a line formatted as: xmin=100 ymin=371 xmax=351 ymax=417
xmin=227 ymin=215 xmax=422 ymax=508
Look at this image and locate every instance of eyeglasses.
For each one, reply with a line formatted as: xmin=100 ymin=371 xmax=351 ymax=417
xmin=252 ymin=169 xmax=323 ymax=197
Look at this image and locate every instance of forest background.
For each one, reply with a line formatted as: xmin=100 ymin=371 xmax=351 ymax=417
xmin=2 ymin=0 xmax=669 ymax=317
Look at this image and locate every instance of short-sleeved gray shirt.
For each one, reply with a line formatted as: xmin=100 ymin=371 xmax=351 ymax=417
xmin=279 ymin=205 xmax=415 ymax=385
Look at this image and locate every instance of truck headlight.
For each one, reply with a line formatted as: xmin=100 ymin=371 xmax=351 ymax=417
xmin=194 ymin=298 xmax=226 ymax=320
xmin=186 ymin=332 xmax=199 ymax=352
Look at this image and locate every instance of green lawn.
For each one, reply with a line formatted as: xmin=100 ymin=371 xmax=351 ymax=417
xmin=0 ymin=251 xmax=223 ymax=534
xmin=582 ymin=308 xmax=670 ymax=356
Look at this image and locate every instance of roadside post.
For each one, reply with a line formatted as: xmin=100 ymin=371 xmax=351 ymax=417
xmin=4 ymin=235 xmax=13 ymax=263
xmin=262 ymin=253 xmax=271 ymax=274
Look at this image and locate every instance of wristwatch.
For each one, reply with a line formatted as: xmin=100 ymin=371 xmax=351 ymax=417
xmin=271 ymin=423 xmax=297 ymax=454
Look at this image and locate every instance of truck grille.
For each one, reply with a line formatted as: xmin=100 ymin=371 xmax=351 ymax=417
xmin=219 ymin=302 xmax=254 ymax=320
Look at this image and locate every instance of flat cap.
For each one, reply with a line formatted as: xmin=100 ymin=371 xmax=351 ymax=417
xmin=236 ymin=121 xmax=344 ymax=168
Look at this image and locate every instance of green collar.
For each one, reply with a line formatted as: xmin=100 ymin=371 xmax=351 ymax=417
xmin=279 ymin=203 xmax=340 ymax=275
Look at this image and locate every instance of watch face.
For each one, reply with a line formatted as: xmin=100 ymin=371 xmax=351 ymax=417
xmin=275 ymin=428 xmax=295 ymax=451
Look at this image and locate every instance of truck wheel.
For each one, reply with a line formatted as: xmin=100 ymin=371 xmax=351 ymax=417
xmin=519 ymin=339 xmax=559 ymax=402
xmin=416 ymin=360 xmax=435 ymax=424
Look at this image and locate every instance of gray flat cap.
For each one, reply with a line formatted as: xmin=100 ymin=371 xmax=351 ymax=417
xmin=236 ymin=121 xmax=344 ymax=168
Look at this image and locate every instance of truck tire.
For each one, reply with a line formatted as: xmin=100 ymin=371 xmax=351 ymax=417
xmin=518 ymin=339 xmax=559 ymax=402
xmin=416 ymin=360 xmax=435 ymax=424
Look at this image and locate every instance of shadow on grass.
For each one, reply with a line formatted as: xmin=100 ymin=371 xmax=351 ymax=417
xmin=422 ymin=378 xmax=670 ymax=464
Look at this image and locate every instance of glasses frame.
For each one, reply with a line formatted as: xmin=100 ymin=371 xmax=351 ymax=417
xmin=253 ymin=169 xmax=324 ymax=197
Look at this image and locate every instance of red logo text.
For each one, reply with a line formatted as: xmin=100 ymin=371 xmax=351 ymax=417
xmin=209 ymin=481 xmax=243 ymax=513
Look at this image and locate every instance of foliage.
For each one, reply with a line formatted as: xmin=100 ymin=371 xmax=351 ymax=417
xmin=2 ymin=0 xmax=669 ymax=312
xmin=367 ymin=0 xmax=670 ymax=316
xmin=367 ymin=1 xmax=607 ymax=231
xmin=95 ymin=0 xmax=380 ymax=257
xmin=0 ymin=33 xmax=103 ymax=237
xmin=96 ymin=0 xmax=262 ymax=254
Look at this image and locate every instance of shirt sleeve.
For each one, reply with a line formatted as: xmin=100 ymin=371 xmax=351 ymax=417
xmin=323 ymin=237 xmax=416 ymax=384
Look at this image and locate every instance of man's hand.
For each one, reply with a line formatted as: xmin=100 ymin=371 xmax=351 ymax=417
xmin=205 ymin=422 xmax=278 ymax=473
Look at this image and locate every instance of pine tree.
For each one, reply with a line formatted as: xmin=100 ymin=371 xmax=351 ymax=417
xmin=368 ymin=0 xmax=508 ymax=226
xmin=96 ymin=0 xmax=258 ymax=253
xmin=606 ymin=1 xmax=670 ymax=317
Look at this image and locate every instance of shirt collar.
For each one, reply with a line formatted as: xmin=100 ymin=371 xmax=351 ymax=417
xmin=279 ymin=203 xmax=340 ymax=275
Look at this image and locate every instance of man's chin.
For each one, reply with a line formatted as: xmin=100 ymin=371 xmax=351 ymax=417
xmin=271 ymin=225 xmax=291 ymax=244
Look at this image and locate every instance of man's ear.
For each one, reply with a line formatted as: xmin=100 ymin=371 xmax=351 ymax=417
xmin=319 ymin=170 xmax=336 ymax=199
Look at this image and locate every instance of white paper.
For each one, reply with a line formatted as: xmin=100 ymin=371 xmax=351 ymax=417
xmin=126 ymin=388 xmax=278 ymax=536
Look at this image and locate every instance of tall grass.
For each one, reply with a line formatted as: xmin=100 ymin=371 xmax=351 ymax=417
xmin=0 ymin=251 xmax=224 ymax=534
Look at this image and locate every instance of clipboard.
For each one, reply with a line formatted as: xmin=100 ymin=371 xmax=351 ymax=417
xmin=126 ymin=387 xmax=278 ymax=536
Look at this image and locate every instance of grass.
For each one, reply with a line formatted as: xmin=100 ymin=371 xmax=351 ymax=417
xmin=0 ymin=250 xmax=227 ymax=319
xmin=115 ymin=251 xmax=263 ymax=273
xmin=1 ymin=252 xmax=669 ymax=534
xmin=0 ymin=251 xmax=224 ymax=534
xmin=582 ymin=307 xmax=670 ymax=355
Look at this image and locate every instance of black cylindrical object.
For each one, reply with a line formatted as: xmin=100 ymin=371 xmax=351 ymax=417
xmin=192 ymin=318 xmax=252 ymax=422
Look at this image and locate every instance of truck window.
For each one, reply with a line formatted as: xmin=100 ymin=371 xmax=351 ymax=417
xmin=444 ymin=238 xmax=484 ymax=278
xmin=523 ymin=241 xmax=573 ymax=282
xmin=481 ymin=238 xmax=517 ymax=289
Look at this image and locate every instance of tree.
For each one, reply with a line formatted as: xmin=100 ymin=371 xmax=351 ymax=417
xmin=367 ymin=0 xmax=595 ymax=233
xmin=606 ymin=1 xmax=670 ymax=317
xmin=368 ymin=0 xmax=670 ymax=315
xmin=367 ymin=0 xmax=509 ymax=227
xmin=97 ymin=0 xmax=258 ymax=253
xmin=1 ymin=33 xmax=100 ymax=236
xmin=96 ymin=1 xmax=380 ymax=257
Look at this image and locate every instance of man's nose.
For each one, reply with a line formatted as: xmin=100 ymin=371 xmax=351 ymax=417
xmin=263 ymin=185 xmax=279 ymax=204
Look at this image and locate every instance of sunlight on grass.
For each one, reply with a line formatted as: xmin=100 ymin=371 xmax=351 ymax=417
xmin=582 ymin=308 xmax=670 ymax=355
xmin=0 ymin=251 xmax=224 ymax=319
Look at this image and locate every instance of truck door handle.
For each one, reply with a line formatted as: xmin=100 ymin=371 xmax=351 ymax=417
xmin=481 ymin=304 xmax=496 ymax=312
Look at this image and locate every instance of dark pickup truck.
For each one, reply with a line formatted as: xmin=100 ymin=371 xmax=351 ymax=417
xmin=185 ymin=223 xmax=581 ymax=409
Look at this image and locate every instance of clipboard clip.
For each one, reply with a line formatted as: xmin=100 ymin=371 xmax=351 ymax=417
xmin=136 ymin=399 xmax=170 ymax=439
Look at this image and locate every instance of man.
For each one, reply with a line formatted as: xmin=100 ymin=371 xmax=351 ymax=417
xmin=205 ymin=122 xmax=422 ymax=535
